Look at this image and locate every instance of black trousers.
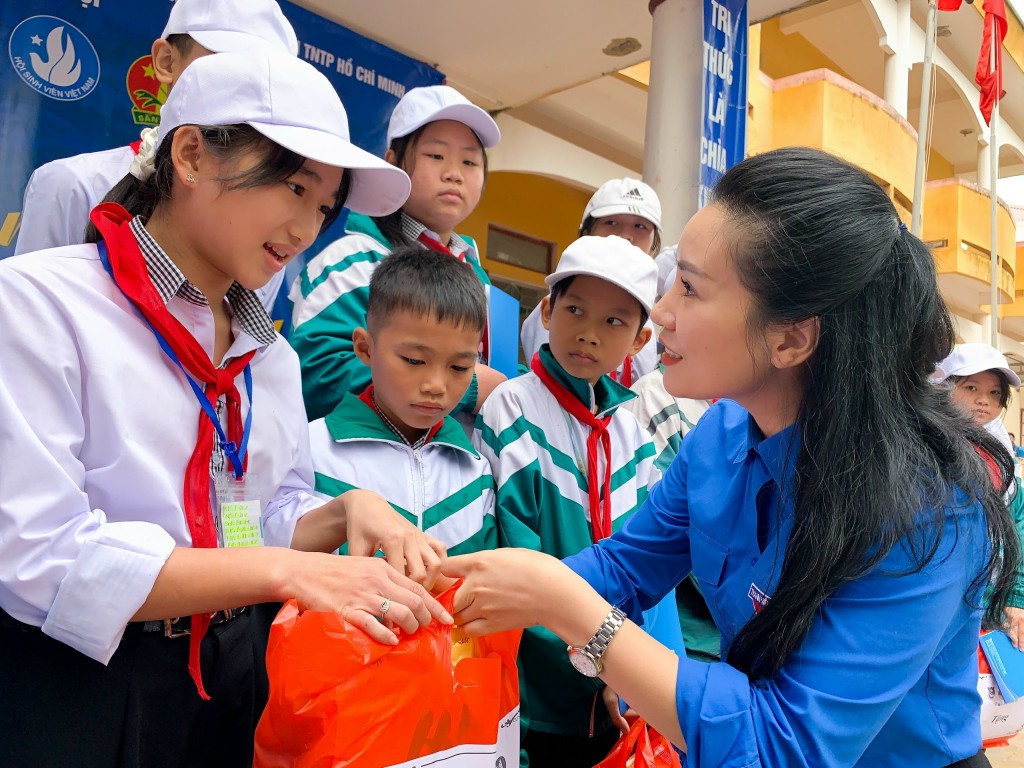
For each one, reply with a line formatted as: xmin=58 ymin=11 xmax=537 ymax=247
xmin=522 ymin=728 xmax=620 ymax=768
xmin=0 ymin=605 xmax=277 ymax=768
xmin=946 ymin=751 xmax=993 ymax=768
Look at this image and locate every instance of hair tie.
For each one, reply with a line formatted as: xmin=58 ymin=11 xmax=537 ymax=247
xmin=897 ymin=221 xmax=908 ymax=233
xmin=129 ymin=127 xmax=159 ymax=181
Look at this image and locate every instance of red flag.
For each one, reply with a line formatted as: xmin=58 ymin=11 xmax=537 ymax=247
xmin=976 ymin=0 xmax=1008 ymax=124
xmin=937 ymin=0 xmax=963 ymax=10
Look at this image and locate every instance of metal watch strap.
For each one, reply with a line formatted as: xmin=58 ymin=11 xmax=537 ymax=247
xmin=583 ymin=607 xmax=626 ymax=662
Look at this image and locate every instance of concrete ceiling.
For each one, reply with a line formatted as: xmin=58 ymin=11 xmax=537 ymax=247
xmin=292 ymin=0 xmax=1024 ymax=180
xmin=293 ymin=0 xmax=818 ymax=110
xmin=291 ymin=0 xmax=824 ymax=169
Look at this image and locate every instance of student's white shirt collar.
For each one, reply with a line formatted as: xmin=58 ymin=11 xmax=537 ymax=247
xmin=129 ymin=217 xmax=278 ymax=348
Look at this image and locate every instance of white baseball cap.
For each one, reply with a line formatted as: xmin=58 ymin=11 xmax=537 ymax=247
xmin=582 ymin=178 xmax=663 ymax=233
xmin=545 ymin=236 xmax=658 ymax=315
xmin=932 ymin=343 xmax=1021 ymax=387
xmin=155 ymin=48 xmax=411 ymax=217
xmin=162 ymin=0 xmax=299 ymax=56
xmin=386 ymin=85 xmax=501 ymax=149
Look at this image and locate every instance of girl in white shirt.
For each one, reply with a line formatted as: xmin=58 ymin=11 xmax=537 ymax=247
xmin=0 ymin=48 xmax=448 ymax=768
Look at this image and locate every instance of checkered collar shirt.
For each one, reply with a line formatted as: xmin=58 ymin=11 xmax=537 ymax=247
xmin=369 ymin=391 xmax=432 ymax=450
xmin=400 ymin=212 xmax=471 ymax=258
xmin=129 ymin=216 xmax=278 ymax=347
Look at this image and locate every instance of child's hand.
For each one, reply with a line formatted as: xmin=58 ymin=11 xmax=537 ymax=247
xmin=601 ymin=685 xmax=631 ymax=736
xmin=1005 ymin=606 xmax=1024 ymax=650
xmin=342 ymin=489 xmax=447 ymax=589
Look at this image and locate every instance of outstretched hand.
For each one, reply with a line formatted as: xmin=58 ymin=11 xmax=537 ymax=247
xmin=442 ymin=548 xmax=604 ymax=641
xmin=287 ymin=550 xmax=452 ymax=645
xmin=343 ymin=489 xmax=447 ymax=589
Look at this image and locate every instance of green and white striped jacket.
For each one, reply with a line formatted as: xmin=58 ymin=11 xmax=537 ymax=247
xmin=288 ymin=212 xmax=490 ymax=421
xmin=623 ymin=366 xmax=711 ymax=478
xmin=473 ymin=345 xmax=656 ymax=739
xmin=310 ymin=392 xmax=497 ymax=556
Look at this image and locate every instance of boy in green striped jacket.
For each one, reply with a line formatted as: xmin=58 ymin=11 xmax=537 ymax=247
xmin=309 ymin=247 xmax=497 ymax=557
xmin=473 ymin=236 xmax=664 ymax=768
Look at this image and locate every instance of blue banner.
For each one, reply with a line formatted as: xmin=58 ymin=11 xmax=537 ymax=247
xmin=699 ymin=0 xmax=747 ymax=208
xmin=0 ymin=0 xmax=442 ymax=259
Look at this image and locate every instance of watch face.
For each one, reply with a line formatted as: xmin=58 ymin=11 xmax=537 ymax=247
xmin=568 ymin=648 xmax=600 ymax=678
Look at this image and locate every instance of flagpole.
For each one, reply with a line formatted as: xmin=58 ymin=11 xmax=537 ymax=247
xmin=990 ymin=13 xmax=1000 ymax=347
xmin=911 ymin=0 xmax=937 ymax=236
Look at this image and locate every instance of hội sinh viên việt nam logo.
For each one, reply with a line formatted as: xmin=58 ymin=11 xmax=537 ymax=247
xmin=126 ymin=55 xmax=166 ymax=126
xmin=8 ymin=15 xmax=100 ymax=101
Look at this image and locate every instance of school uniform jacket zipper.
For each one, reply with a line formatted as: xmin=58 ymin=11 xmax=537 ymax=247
xmin=410 ymin=446 xmax=427 ymax=529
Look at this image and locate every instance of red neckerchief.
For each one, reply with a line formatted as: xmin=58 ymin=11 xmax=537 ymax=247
xmin=608 ymin=355 xmax=634 ymax=388
xmin=417 ymin=230 xmax=465 ymax=262
xmin=414 ymin=232 xmax=489 ymax=362
xmin=530 ymin=353 xmax=613 ymax=542
xmin=972 ymin=444 xmax=1001 ymax=489
xmin=129 ymin=139 xmax=142 ymax=155
xmin=90 ymin=202 xmax=255 ymax=700
xmin=357 ymin=386 xmax=444 ymax=445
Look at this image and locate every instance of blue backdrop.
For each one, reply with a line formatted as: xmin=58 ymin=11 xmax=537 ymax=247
xmin=0 ymin=0 xmax=443 ymax=260
xmin=699 ymin=0 xmax=747 ymax=207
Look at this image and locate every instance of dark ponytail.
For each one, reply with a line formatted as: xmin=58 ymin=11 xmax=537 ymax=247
xmin=714 ymin=147 xmax=1020 ymax=679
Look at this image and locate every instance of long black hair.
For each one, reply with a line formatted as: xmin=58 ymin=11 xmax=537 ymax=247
xmin=85 ymin=125 xmax=350 ymax=242
xmin=713 ymin=147 xmax=1021 ymax=679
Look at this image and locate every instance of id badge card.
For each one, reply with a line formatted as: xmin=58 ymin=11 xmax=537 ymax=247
xmin=214 ymin=471 xmax=264 ymax=548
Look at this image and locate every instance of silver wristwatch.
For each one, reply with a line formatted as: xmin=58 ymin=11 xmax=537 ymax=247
xmin=567 ymin=607 xmax=626 ymax=678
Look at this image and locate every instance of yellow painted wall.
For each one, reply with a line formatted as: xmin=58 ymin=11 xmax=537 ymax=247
xmin=746 ymin=24 xmax=774 ymax=156
xmin=1018 ymin=243 xmax=1024 ymax=289
xmin=821 ymin=83 xmax=916 ymax=201
xmin=769 ymin=75 xmax=916 ymax=204
xmin=1006 ymin=242 xmax=1024 ymax=314
xmin=927 ymin=149 xmax=954 ymax=181
xmin=758 ymin=17 xmax=850 ymax=81
xmin=924 ymin=181 xmax=1017 ymax=301
xmin=757 ymin=16 xmax=955 ymax=184
xmin=459 ymin=171 xmax=592 ymax=288
xmin=771 ymin=79 xmax=825 ymax=148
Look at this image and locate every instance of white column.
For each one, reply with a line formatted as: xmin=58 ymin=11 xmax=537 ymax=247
xmin=643 ymin=0 xmax=705 ymax=246
xmin=978 ymin=138 xmax=991 ymax=190
xmin=881 ymin=0 xmax=910 ymax=118
xmin=883 ymin=54 xmax=904 ymax=117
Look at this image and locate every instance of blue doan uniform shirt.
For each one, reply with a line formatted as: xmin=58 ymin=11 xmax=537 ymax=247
xmin=567 ymin=400 xmax=988 ymax=768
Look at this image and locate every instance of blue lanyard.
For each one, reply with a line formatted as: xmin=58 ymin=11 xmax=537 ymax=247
xmin=97 ymin=242 xmax=253 ymax=479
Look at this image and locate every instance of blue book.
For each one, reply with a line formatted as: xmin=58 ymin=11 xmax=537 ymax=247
xmin=980 ymin=630 xmax=1024 ymax=703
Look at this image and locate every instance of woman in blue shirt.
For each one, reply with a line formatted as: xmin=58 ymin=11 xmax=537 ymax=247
xmin=444 ymin=147 xmax=1022 ymax=768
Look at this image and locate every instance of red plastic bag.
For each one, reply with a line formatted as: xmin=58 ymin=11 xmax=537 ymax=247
xmin=595 ymin=717 xmax=682 ymax=768
xmin=254 ymin=584 xmax=521 ymax=768
xmin=978 ymin=640 xmax=1024 ymax=749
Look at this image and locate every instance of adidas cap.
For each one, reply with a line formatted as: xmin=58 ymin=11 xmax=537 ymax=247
xmin=581 ymin=178 xmax=662 ymax=233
